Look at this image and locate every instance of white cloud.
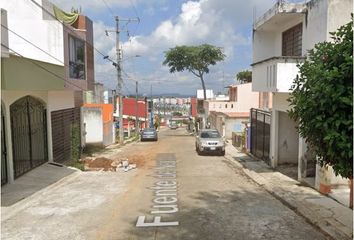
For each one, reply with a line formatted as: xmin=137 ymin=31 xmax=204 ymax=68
xmin=90 ymin=0 xmax=276 ymax=94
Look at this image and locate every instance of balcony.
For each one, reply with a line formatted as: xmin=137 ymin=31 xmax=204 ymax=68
xmin=252 ymin=56 xmax=305 ymax=93
xmin=253 ymin=1 xmax=306 ymax=31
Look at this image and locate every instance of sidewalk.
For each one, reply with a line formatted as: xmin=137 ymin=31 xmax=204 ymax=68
xmin=1 ymin=163 xmax=81 ymax=221
xmin=225 ymin=143 xmax=353 ymax=240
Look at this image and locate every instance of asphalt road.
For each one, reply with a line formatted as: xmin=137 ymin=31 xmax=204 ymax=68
xmin=1 ymin=127 xmax=328 ymax=240
xmin=95 ymin=127 xmax=327 ymax=240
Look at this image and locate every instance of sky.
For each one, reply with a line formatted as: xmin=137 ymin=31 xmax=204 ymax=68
xmin=51 ymin=0 xmax=281 ymax=96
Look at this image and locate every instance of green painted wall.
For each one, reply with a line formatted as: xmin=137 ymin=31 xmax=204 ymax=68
xmin=1 ymin=55 xmax=65 ymax=90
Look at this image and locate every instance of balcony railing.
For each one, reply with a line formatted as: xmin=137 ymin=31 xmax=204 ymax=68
xmin=252 ymin=56 xmax=306 ymax=93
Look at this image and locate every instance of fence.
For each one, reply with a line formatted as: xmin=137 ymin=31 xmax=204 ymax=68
xmin=250 ymin=108 xmax=271 ymax=164
xmin=51 ymin=108 xmax=81 ymax=163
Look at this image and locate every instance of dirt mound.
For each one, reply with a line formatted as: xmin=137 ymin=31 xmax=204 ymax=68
xmin=84 ymin=157 xmax=114 ymax=171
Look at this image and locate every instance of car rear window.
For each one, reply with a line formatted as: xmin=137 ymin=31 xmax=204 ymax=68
xmin=143 ymin=129 xmax=155 ymax=133
xmin=201 ymin=131 xmax=220 ymax=138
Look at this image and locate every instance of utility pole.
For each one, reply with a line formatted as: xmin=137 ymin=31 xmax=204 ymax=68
xmin=135 ymin=81 xmax=139 ymax=132
xmin=150 ymin=84 xmax=153 ymax=128
xmin=110 ymin=16 xmax=139 ymax=144
xmin=115 ymin=16 xmax=124 ymax=144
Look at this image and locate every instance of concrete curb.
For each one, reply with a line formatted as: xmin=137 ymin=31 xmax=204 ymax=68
xmin=224 ymin=143 xmax=353 ymax=240
xmin=1 ymin=170 xmax=81 ymax=221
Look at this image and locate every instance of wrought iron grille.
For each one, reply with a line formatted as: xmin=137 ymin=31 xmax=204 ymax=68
xmin=250 ymin=108 xmax=271 ymax=164
xmin=51 ymin=108 xmax=81 ymax=163
xmin=10 ymin=96 xmax=48 ymax=179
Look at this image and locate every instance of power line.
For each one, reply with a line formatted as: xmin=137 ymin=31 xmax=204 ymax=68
xmin=101 ymin=0 xmax=115 ymax=17
xmin=1 ymin=43 xmax=106 ymax=99
xmin=28 ymin=0 xmax=109 ymax=61
xmin=128 ymin=0 xmax=141 ymax=37
xmin=1 ymin=24 xmax=118 ymax=98
xmin=129 ymin=0 xmax=140 ymax=19
xmin=1 ymin=24 xmax=65 ymax=65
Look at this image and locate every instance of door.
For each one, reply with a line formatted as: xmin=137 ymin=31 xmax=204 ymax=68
xmin=10 ymin=96 xmax=47 ymax=178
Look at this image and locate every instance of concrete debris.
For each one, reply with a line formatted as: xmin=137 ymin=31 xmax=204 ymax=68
xmin=83 ymin=157 xmax=137 ymax=172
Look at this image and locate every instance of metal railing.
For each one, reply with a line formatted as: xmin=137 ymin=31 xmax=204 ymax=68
xmin=250 ymin=108 xmax=271 ymax=164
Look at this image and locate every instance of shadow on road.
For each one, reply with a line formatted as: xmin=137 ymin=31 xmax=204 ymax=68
xmin=123 ymin=189 xmax=326 ymax=240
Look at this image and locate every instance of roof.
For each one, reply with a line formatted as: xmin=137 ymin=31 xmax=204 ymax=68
xmin=209 ymin=111 xmax=249 ymax=118
xmin=224 ymin=112 xmax=249 ymax=118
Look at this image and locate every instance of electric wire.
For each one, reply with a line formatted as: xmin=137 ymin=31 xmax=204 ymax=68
xmin=2 ymin=43 xmax=108 ymax=99
xmin=101 ymin=0 xmax=115 ymax=17
xmin=28 ymin=0 xmax=110 ymax=61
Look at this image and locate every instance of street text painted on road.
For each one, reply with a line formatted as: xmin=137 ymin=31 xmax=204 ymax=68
xmin=136 ymin=153 xmax=179 ymax=227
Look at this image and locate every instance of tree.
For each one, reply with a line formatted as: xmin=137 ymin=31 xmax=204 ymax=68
xmin=236 ymin=70 xmax=252 ymax=83
xmin=163 ymin=44 xmax=225 ymax=100
xmin=288 ymin=18 xmax=352 ymax=202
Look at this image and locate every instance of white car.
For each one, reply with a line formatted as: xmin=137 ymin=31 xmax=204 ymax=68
xmin=195 ymin=129 xmax=225 ymax=156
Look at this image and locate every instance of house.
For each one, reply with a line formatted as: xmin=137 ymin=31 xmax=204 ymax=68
xmin=114 ymin=97 xmax=148 ymax=130
xmin=1 ymin=0 xmax=94 ymax=184
xmin=251 ymin=0 xmax=352 ymax=192
xmin=190 ymin=97 xmax=197 ymax=118
xmin=205 ymin=83 xmax=259 ymax=139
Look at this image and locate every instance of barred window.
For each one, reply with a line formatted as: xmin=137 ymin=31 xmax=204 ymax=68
xmin=69 ymin=35 xmax=86 ymax=79
xmin=282 ymin=23 xmax=302 ymax=56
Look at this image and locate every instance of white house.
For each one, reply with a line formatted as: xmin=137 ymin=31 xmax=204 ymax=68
xmin=252 ymin=0 xmax=352 ymax=193
xmin=1 ymin=0 xmax=94 ymax=184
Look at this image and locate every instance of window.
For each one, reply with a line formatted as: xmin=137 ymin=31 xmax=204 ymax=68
xmin=69 ymin=35 xmax=85 ymax=79
xmin=225 ymin=104 xmax=227 ymax=108
xmin=231 ymin=104 xmax=233 ymax=108
xmin=282 ymin=23 xmax=302 ymax=56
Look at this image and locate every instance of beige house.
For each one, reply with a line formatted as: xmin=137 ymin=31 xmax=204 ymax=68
xmin=1 ymin=1 xmax=94 ymax=184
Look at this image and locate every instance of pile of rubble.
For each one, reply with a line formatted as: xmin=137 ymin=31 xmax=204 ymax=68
xmin=83 ymin=157 xmax=137 ymax=172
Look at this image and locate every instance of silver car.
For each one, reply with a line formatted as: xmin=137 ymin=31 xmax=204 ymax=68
xmin=195 ymin=129 xmax=225 ymax=156
xmin=140 ymin=128 xmax=158 ymax=141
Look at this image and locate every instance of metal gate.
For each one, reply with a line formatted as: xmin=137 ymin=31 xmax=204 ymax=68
xmin=250 ymin=108 xmax=271 ymax=164
xmin=51 ymin=108 xmax=81 ymax=163
xmin=10 ymin=96 xmax=48 ymax=178
xmin=1 ymin=111 xmax=8 ymax=185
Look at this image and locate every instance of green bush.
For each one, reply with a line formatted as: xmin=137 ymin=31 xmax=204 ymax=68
xmin=288 ymin=18 xmax=353 ymax=178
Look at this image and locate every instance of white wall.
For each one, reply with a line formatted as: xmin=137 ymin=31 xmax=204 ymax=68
xmin=0 ymin=0 xmax=64 ymax=65
xmin=225 ymin=118 xmax=248 ymax=139
xmin=253 ymin=31 xmax=277 ymax=63
xmin=47 ymin=91 xmax=75 ymax=111
xmin=278 ymin=111 xmax=299 ymax=164
xmin=1 ymin=9 xmax=9 ymax=57
xmin=327 ymin=0 xmax=352 ymax=39
xmin=253 ymin=16 xmax=303 ymax=63
xmin=82 ymin=107 xmax=103 ymax=144
xmin=197 ymin=89 xmax=214 ymax=99
xmin=272 ymin=93 xmax=290 ymax=112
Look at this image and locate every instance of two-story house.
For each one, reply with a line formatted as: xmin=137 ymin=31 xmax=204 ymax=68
xmin=206 ymin=83 xmax=259 ymax=139
xmin=1 ymin=0 xmax=94 ymax=185
xmin=252 ymin=0 xmax=352 ymax=193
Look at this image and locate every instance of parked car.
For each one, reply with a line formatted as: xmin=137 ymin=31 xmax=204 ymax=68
xmin=140 ymin=128 xmax=158 ymax=141
xmin=170 ymin=122 xmax=178 ymax=130
xmin=195 ymin=129 xmax=225 ymax=156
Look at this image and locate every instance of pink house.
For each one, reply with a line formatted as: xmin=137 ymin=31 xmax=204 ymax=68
xmin=205 ymin=83 xmax=259 ymax=139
